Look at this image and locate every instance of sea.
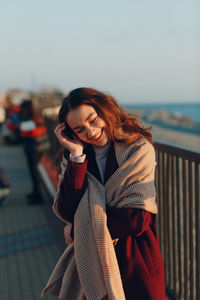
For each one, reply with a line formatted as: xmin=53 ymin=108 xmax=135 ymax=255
xmin=123 ymin=102 xmax=200 ymax=137
xmin=124 ymin=102 xmax=200 ymax=123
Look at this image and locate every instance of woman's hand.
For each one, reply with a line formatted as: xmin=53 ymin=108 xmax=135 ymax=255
xmin=64 ymin=223 xmax=73 ymax=245
xmin=54 ymin=122 xmax=84 ymax=156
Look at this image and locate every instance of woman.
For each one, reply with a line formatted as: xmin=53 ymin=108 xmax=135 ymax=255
xmin=42 ymin=88 xmax=166 ymax=300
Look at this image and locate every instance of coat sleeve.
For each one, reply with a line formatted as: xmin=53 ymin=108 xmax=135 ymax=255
xmin=55 ymin=159 xmax=88 ymax=223
xmin=106 ymin=206 xmax=152 ymax=239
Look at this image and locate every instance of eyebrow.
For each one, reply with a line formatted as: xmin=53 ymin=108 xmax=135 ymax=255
xmin=72 ymin=112 xmax=96 ymax=130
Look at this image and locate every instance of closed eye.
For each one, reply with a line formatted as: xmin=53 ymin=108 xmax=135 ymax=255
xmin=75 ymin=116 xmax=99 ymax=134
xmin=90 ymin=117 xmax=98 ymax=125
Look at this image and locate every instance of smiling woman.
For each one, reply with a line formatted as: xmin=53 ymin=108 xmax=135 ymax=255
xmin=66 ymin=105 xmax=108 ymax=146
xmin=42 ymin=87 xmax=166 ymax=300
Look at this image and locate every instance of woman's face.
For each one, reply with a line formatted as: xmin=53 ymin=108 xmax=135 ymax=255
xmin=66 ymin=104 xmax=109 ymax=147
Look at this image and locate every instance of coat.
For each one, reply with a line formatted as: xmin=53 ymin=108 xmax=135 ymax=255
xmin=51 ymin=142 xmax=166 ymax=299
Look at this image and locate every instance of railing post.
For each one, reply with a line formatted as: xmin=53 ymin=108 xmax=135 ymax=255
xmin=172 ymin=155 xmax=179 ymax=294
xmin=176 ymin=157 xmax=184 ymax=298
xmin=167 ymin=154 xmax=174 ymax=290
xmin=183 ymin=159 xmax=190 ymax=299
xmin=195 ymin=164 xmax=200 ymax=300
xmin=163 ymin=152 xmax=169 ymax=287
xmin=189 ymin=161 xmax=195 ymax=299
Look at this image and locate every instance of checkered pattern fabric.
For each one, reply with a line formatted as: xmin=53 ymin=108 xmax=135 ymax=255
xmin=42 ymin=139 xmax=157 ymax=300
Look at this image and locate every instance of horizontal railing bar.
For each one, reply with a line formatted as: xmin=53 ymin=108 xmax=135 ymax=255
xmin=154 ymin=141 xmax=200 ymax=163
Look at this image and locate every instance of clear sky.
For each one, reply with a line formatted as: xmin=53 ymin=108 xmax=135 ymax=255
xmin=1 ymin=0 xmax=199 ymax=103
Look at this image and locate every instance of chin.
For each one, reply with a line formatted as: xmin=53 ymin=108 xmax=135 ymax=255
xmin=86 ymin=129 xmax=109 ymax=147
xmin=96 ymin=137 xmax=109 ymax=147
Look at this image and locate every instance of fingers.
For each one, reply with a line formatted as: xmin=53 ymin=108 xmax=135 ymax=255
xmin=54 ymin=123 xmax=65 ymax=137
xmin=64 ymin=224 xmax=73 ymax=245
xmin=65 ymin=236 xmax=73 ymax=245
xmin=54 ymin=122 xmax=65 ymax=131
xmin=54 ymin=123 xmax=70 ymax=147
xmin=64 ymin=233 xmax=72 ymax=245
xmin=54 ymin=123 xmax=84 ymax=154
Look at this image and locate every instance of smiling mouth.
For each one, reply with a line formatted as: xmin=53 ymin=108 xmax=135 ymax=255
xmin=90 ymin=129 xmax=103 ymax=141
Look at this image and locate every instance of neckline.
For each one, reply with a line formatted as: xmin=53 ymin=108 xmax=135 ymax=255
xmin=92 ymin=141 xmax=111 ymax=158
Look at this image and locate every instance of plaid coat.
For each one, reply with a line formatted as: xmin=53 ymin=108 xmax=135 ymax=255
xmin=42 ymin=139 xmax=166 ymax=300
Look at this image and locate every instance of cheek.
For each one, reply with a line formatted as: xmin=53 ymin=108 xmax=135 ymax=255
xmin=96 ymin=118 xmax=105 ymax=128
xmin=76 ymin=132 xmax=90 ymax=143
xmin=76 ymin=133 xmax=86 ymax=141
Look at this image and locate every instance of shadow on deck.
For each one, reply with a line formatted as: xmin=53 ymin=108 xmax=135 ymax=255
xmin=0 ymin=140 xmax=65 ymax=300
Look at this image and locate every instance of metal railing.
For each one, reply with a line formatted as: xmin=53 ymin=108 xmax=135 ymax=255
xmin=154 ymin=141 xmax=200 ymax=300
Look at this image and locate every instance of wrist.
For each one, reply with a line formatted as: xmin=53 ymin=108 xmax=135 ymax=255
xmin=70 ymin=150 xmax=83 ymax=157
xmin=69 ymin=153 xmax=86 ymax=163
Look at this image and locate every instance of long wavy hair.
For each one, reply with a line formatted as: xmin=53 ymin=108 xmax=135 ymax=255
xmin=58 ymin=87 xmax=152 ymax=145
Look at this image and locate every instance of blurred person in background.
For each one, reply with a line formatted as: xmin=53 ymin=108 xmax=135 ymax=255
xmin=19 ymin=99 xmax=50 ymax=204
xmin=0 ymin=166 xmax=10 ymax=206
xmin=0 ymin=107 xmax=6 ymax=130
xmin=2 ymin=104 xmax=21 ymax=144
xmin=43 ymin=88 xmax=166 ymax=300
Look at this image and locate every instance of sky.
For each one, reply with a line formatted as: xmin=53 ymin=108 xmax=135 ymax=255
xmin=0 ymin=0 xmax=200 ymax=103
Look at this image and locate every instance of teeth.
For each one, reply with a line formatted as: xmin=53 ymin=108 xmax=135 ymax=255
xmin=93 ymin=131 xmax=102 ymax=140
xmin=95 ymin=132 xmax=101 ymax=139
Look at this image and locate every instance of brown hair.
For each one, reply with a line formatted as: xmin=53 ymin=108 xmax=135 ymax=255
xmin=58 ymin=87 xmax=152 ymax=144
